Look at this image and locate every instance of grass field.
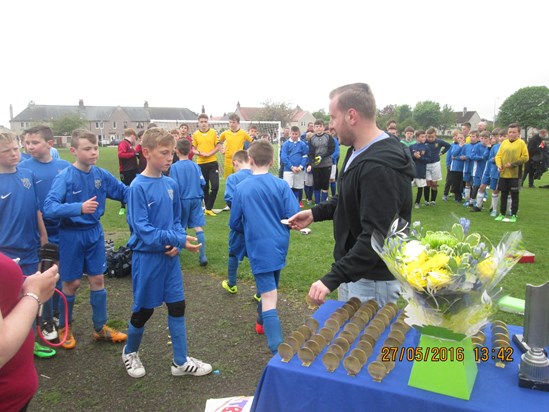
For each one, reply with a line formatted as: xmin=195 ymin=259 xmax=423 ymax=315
xmin=57 ymin=145 xmax=549 ymax=327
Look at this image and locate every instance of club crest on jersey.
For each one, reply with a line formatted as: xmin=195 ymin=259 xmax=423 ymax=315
xmin=168 ymin=189 xmax=174 ymax=200
xmin=95 ymin=179 xmax=102 ymax=189
xmin=21 ymin=177 xmax=31 ymax=189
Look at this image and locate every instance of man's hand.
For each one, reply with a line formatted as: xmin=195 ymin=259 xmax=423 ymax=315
xmin=308 ymin=280 xmax=330 ymax=306
xmin=288 ymin=210 xmax=313 ymax=230
xmin=81 ymin=196 xmax=98 ymax=214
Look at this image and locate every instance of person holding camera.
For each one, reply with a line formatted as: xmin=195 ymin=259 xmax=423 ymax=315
xmin=0 ymin=253 xmax=59 ymax=412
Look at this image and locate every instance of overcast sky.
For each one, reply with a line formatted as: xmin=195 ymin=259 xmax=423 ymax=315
xmin=1 ymin=1 xmax=547 ymax=128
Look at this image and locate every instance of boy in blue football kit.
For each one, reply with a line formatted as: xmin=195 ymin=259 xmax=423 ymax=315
xmin=469 ymin=131 xmax=491 ymax=212
xmin=44 ymin=129 xmax=128 ymax=350
xmin=170 ymin=138 xmax=208 ymax=266
xmin=122 ymin=127 xmax=212 ymax=378
xmin=0 ymin=131 xmax=56 ymax=358
xmin=19 ymin=125 xmax=71 ymax=341
xmin=0 ymin=131 xmax=46 ymax=275
xmin=221 ymin=150 xmax=253 ymax=295
xmin=229 ymin=140 xmax=300 ymax=353
xmin=281 ymin=126 xmax=309 ymax=204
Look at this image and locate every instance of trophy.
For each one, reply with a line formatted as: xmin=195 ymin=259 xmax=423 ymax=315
xmin=518 ymin=281 xmax=549 ymax=391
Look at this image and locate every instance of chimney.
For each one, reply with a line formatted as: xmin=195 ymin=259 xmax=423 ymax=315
xmin=79 ymin=99 xmax=84 ymax=109
xmin=201 ymin=105 xmax=205 ymax=114
xmin=463 ymin=107 xmax=467 ymax=116
xmin=9 ymin=104 xmax=13 ymax=120
xmin=144 ymin=100 xmax=149 ymax=109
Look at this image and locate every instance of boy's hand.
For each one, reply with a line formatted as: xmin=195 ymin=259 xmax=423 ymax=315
xmin=164 ymin=245 xmax=179 ymax=257
xmin=184 ymin=235 xmax=201 ymax=253
xmin=81 ymin=196 xmax=99 ymax=214
xmin=288 ymin=210 xmax=313 ymax=230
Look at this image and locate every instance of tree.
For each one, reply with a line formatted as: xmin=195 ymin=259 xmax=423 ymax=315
xmin=496 ymin=86 xmax=549 ymax=130
xmin=439 ymin=104 xmax=455 ymax=135
xmin=376 ymin=105 xmax=396 ymax=129
xmin=312 ymin=109 xmax=330 ymax=124
xmin=51 ymin=113 xmax=87 ymax=136
xmin=253 ymin=100 xmax=295 ymax=127
xmin=413 ymin=101 xmax=441 ymax=129
xmin=394 ymin=104 xmax=413 ymax=124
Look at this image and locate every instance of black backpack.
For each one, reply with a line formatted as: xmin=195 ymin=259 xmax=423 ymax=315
xmin=105 ymin=241 xmax=132 ymax=278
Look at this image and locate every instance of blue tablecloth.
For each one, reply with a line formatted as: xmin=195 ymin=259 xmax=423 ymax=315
xmin=251 ymin=300 xmax=547 ymax=412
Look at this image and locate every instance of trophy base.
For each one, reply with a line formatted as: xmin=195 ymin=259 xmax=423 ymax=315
xmin=518 ymin=375 xmax=549 ymax=392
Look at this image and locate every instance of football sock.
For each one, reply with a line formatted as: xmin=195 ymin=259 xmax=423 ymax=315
xmin=292 ymin=188 xmax=300 ymax=200
xmin=196 ymin=230 xmax=206 ymax=261
xmin=298 ymin=189 xmax=303 ymax=202
xmin=330 ymin=181 xmax=337 ymax=196
xmin=314 ymin=190 xmax=320 ymax=204
xmin=90 ymin=289 xmax=107 ymax=332
xmin=321 ymin=190 xmax=328 ymax=202
xmin=491 ymin=193 xmax=499 ymax=212
xmin=125 ymin=324 xmax=144 ymax=354
xmin=227 ymin=254 xmax=239 ymax=287
xmin=507 ymin=196 xmax=512 ymax=214
xmin=464 ymin=187 xmax=470 ymax=201
xmin=263 ymin=309 xmax=283 ymax=354
xmin=168 ymin=315 xmax=188 ymax=366
xmin=59 ymin=293 xmax=75 ymax=326
xmin=424 ymin=187 xmax=430 ymax=202
xmin=476 ymin=191 xmax=484 ymax=208
xmin=304 ymin=186 xmax=313 ymax=201
xmin=256 ymin=299 xmax=263 ymax=325
xmin=415 ymin=187 xmax=423 ymax=204
xmin=431 ymin=190 xmax=438 ymax=201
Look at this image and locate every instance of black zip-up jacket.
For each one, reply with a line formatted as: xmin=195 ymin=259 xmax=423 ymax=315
xmin=311 ymin=135 xmax=415 ymax=291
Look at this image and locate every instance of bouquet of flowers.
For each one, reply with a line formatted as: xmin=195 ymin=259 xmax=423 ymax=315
xmin=372 ymin=218 xmax=523 ymax=337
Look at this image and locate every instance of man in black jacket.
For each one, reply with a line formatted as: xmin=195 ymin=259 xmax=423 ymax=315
xmin=289 ymin=83 xmax=415 ymax=306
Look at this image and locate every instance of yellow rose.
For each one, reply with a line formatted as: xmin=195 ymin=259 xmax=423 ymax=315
xmin=477 ymin=257 xmax=496 ymax=283
xmin=426 ymin=270 xmax=452 ymax=289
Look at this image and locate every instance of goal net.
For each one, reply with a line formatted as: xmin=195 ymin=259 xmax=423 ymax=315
xmin=152 ymin=120 xmax=282 ymax=178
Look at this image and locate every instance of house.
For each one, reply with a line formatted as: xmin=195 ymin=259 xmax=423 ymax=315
xmin=10 ymin=100 xmax=197 ymax=145
xmin=234 ymin=102 xmax=315 ymax=132
xmin=289 ymin=107 xmax=316 ymax=132
xmin=440 ymin=107 xmax=482 ymax=136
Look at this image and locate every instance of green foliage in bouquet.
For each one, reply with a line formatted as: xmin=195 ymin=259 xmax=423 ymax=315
xmin=373 ymin=218 xmax=523 ymax=336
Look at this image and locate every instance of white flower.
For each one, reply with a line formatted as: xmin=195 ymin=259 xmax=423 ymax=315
xmin=402 ymin=240 xmax=426 ymax=262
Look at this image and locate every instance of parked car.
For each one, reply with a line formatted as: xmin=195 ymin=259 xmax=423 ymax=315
xmin=109 ymin=140 xmax=121 ymax=146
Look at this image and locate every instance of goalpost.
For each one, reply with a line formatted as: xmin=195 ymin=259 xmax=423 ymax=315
xmin=151 ymin=120 xmax=282 ymax=178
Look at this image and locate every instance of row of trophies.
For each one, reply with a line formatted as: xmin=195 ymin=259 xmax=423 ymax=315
xmin=278 ymin=297 xmax=412 ymax=381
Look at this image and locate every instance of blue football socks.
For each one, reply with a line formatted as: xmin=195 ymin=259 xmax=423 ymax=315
xmin=196 ymin=230 xmax=206 ymax=262
xmin=168 ymin=315 xmax=188 ymax=366
xmin=125 ymin=324 xmax=144 ymax=354
xmin=90 ymin=289 xmax=108 ymax=332
xmin=59 ymin=293 xmax=75 ymax=326
xmin=228 ymin=254 xmax=239 ymax=287
xmin=263 ymin=309 xmax=283 ymax=354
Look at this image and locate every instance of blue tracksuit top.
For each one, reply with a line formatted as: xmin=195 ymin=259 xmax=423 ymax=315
xmin=169 ymin=159 xmax=205 ymax=200
xmin=19 ymin=157 xmax=71 ymax=237
xmin=224 ymin=168 xmax=252 ymax=206
xmin=449 ymin=144 xmax=465 ymax=172
xmin=127 ymin=174 xmax=187 ymax=253
xmin=44 ymin=165 xmax=128 ymax=229
xmin=471 ymin=144 xmax=490 ymax=179
xmin=229 ymin=173 xmax=300 ymax=274
xmin=281 ymin=139 xmax=309 ymax=172
xmin=0 ymin=168 xmax=40 ymax=266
